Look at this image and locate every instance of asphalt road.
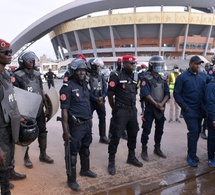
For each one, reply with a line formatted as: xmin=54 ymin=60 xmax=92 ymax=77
xmin=11 ymin=79 xmax=215 ymax=195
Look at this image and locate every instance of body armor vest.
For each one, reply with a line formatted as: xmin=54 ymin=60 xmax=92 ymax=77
xmin=145 ymin=74 xmax=164 ymax=103
xmin=0 ymin=71 xmax=20 ymax=142
xmin=89 ymin=74 xmax=102 ymax=97
xmin=15 ymin=70 xmax=43 ymax=116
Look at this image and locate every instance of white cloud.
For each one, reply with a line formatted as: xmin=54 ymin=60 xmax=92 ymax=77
xmin=1 ymin=0 xmax=73 ymax=59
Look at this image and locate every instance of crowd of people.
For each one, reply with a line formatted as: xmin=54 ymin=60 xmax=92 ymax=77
xmin=1 ymin=37 xmax=215 ymax=193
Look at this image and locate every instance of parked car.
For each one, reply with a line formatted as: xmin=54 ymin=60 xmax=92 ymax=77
xmin=57 ymin=70 xmax=67 ymax=79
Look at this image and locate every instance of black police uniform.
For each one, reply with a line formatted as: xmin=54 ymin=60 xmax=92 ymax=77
xmin=107 ymin=68 xmax=142 ymax=175
xmin=60 ymin=77 xmax=97 ymax=190
xmin=12 ymin=69 xmax=53 ymax=164
xmin=44 ymin=71 xmax=56 ymax=89
xmin=60 ymin=78 xmax=92 ymax=154
xmin=0 ymin=70 xmax=20 ymax=194
xmin=88 ymin=72 xmax=109 ymax=143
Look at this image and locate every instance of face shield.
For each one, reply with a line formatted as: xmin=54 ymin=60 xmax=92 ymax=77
xmin=152 ymin=62 xmax=165 ymax=74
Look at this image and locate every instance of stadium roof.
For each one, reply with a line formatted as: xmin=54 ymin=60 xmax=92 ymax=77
xmin=11 ymin=0 xmax=215 ymax=54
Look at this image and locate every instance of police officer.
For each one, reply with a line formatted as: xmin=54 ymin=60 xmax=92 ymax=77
xmin=60 ymin=58 xmax=97 ymax=191
xmin=44 ymin=68 xmax=56 ymax=89
xmin=107 ymin=55 xmax=143 ymax=175
xmin=174 ymin=56 xmax=210 ymax=167
xmin=140 ymin=55 xmax=170 ymax=161
xmin=167 ymin=64 xmax=181 ymax=123
xmin=109 ymin=58 xmax=128 ymax=140
xmin=12 ymin=51 xmax=54 ymax=168
xmin=88 ymin=58 xmax=110 ymax=144
xmin=63 ymin=54 xmax=87 ymax=84
xmin=138 ymin=63 xmax=147 ymax=115
xmin=0 ymin=38 xmax=23 ymax=194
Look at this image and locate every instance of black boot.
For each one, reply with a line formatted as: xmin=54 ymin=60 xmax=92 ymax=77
xmin=8 ymin=168 xmax=26 ymax=180
xmin=38 ymin=132 xmax=54 ymax=164
xmin=127 ymin=150 xmax=143 ymax=167
xmin=141 ymin=145 xmax=149 ymax=161
xmin=108 ymin=154 xmax=116 ymax=175
xmin=79 ymin=149 xmax=97 ymax=178
xmin=0 ymin=170 xmax=11 ymax=195
xmin=99 ymin=118 xmax=110 ymax=144
xmin=154 ymin=144 xmax=166 ymax=158
xmin=67 ymin=156 xmax=80 ymax=191
xmin=121 ymin=130 xmax=128 ymax=140
xmin=24 ymin=146 xmax=33 ymax=168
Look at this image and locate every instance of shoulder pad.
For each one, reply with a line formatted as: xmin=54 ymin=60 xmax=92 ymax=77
xmin=144 ymin=73 xmax=153 ymax=80
xmin=14 ymin=70 xmax=25 ymax=77
xmin=33 ymin=70 xmax=41 ymax=77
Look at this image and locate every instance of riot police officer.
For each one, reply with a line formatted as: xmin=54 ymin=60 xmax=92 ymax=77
xmin=60 ymin=58 xmax=97 ymax=191
xmin=107 ymin=55 xmax=143 ymax=175
xmin=140 ymin=55 xmax=170 ymax=161
xmin=12 ymin=51 xmax=54 ymax=168
xmin=88 ymin=58 xmax=109 ymax=144
xmin=0 ymin=38 xmax=23 ymax=194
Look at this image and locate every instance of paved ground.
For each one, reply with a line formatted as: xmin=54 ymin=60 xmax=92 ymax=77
xmin=10 ymin=79 xmax=215 ymax=195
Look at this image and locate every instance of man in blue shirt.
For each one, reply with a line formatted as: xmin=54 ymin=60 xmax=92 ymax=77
xmin=174 ymin=56 xmax=210 ymax=167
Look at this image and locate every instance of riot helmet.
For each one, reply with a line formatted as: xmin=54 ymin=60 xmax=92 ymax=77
xmin=18 ymin=51 xmax=38 ymax=68
xmin=211 ymin=55 xmax=215 ymax=65
xmin=67 ymin=58 xmax=87 ymax=77
xmin=148 ymin=55 xmax=165 ymax=74
xmin=88 ymin=58 xmax=104 ymax=73
xmin=17 ymin=118 xmax=38 ymax=146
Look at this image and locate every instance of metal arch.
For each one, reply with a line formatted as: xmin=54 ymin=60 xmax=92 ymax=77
xmin=11 ymin=0 xmax=215 ymax=55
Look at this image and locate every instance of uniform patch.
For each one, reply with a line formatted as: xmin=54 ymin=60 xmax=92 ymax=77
xmin=60 ymin=94 xmax=67 ymax=101
xmin=142 ymin=80 xmax=146 ymax=86
xmin=109 ymin=81 xmax=115 ymax=87
xmin=11 ymin=77 xmax=15 ymax=83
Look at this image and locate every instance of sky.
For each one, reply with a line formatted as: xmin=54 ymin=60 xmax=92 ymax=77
xmin=1 ymin=1 xmax=73 ymax=60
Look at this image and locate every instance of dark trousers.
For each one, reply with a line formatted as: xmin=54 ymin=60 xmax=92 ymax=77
xmin=141 ymin=106 xmax=165 ymax=146
xmin=0 ymin=127 xmax=12 ymax=194
xmin=90 ymin=101 xmax=106 ymax=119
xmin=207 ymin=117 xmax=215 ymax=160
xmin=108 ymin=107 xmax=139 ymax=155
xmin=69 ymin=121 xmax=92 ymax=156
xmin=183 ymin=112 xmax=202 ymax=159
xmin=47 ymin=80 xmax=54 ymax=89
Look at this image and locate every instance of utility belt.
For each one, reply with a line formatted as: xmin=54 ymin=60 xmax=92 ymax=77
xmin=70 ymin=115 xmax=92 ymax=126
xmin=115 ymin=103 xmax=136 ymax=110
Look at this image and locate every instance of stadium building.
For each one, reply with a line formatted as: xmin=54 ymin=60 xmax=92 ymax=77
xmin=11 ymin=0 xmax=215 ymax=64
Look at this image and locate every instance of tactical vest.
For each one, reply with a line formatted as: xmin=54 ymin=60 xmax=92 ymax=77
xmin=145 ymin=73 xmax=164 ymax=103
xmin=89 ymin=74 xmax=102 ymax=97
xmin=0 ymin=71 xmax=20 ymax=142
xmin=14 ymin=70 xmax=43 ymax=115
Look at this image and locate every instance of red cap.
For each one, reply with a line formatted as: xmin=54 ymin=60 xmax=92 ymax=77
xmin=122 ymin=55 xmax=136 ymax=62
xmin=141 ymin=63 xmax=147 ymax=68
xmin=0 ymin=39 xmax=10 ymax=49
xmin=117 ymin=57 xmax=121 ymax=62
xmin=77 ymin=54 xmax=87 ymax=62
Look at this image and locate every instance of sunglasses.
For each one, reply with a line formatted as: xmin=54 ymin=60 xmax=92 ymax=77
xmin=0 ymin=49 xmax=12 ymax=55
